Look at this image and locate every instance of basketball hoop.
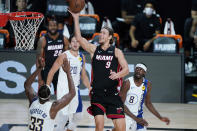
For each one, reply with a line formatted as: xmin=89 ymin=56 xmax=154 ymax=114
xmin=9 ymin=12 xmax=44 ymax=51
xmin=0 ymin=13 xmax=9 ymax=27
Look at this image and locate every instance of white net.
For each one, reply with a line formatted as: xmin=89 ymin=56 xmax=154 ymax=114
xmin=9 ymin=12 xmax=44 ymax=51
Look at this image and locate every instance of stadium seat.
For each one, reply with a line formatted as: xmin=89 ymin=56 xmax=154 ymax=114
xmin=79 ymin=14 xmax=100 ymax=39
xmin=0 ymin=29 xmax=10 ymax=48
xmin=90 ymin=32 xmax=120 ymax=47
xmin=153 ymin=34 xmax=183 ymax=53
xmin=46 ymin=0 xmax=69 ymax=17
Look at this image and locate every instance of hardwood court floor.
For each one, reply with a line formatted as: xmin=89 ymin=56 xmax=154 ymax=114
xmin=0 ymin=99 xmax=197 ymax=131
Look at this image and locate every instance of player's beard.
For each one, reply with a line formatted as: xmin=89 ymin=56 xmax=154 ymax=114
xmin=134 ymin=73 xmax=143 ymax=80
xmin=48 ymin=29 xmax=58 ymax=36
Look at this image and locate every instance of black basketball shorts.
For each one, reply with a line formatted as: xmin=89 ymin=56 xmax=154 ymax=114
xmin=87 ymin=91 xmax=125 ymax=119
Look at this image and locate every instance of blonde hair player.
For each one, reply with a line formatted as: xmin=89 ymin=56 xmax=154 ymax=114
xmin=120 ymin=63 xmax=170 ymax=131
xmin=70 ymin=10 xmax=129 ymax=131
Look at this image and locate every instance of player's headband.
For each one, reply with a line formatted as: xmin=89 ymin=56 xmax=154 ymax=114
xmin=39 ymin=85 xmax=51 ymax=100
xmin=135 ymin=64 xmax=147 ymax=72
xmin=39 ymin=94 xmax=51 ymax=100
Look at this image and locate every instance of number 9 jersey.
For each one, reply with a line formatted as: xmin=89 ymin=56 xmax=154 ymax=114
xmin=91 ymin=45 xmax=121 ymax=93
xmin=29 ymin=98 xmax=55 ymax=131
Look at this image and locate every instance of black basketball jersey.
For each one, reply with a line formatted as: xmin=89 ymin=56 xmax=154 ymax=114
xmin=44 ymin=33 xmax=65 ymax=68
xmin=91 ymin=45 xmax=120 ymax=93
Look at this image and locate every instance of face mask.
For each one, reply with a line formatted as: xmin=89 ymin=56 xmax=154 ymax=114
xmin=144 ymin=7 xmax=154 ymax=16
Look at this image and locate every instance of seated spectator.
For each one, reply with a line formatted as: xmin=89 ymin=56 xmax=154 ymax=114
xmin=80 ymin=0 xmax=95 ymax=15
xmin=129 ymin=0 xmax=161 ymax=52
xmin=112 ymin=0 xmax=146 ymax=50
xmin=15 ymin=0 xmax=28 ymax=12
xmin=4 ymin=0 xmax=30 ymax=48
xmin=184 ymin=0 xmax=197 ymax=57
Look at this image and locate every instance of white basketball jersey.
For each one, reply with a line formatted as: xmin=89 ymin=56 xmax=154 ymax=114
xmin=57 ymin=50 xmax=83 ymax=90
xmin=125 ymin=77 xmax=148 ymax=117
xmin=57 ymin=50 xmax=83 ymax=114
xmin=28 ymin=98 xmax=55 ymax=131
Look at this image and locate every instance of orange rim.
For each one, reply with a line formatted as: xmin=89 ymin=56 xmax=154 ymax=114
xmin=9 ymin=12 xmax=44 ymax=21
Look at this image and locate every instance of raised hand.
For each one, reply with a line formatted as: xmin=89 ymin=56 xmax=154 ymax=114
xmin=67 ymin=9 xmax=80 ymax=19
xmin=37 ymin=57 xmax=45 ymax=69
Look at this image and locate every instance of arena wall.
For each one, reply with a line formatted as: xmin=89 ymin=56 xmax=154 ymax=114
xmin=0 ymin=50 xmax=184 ymax=103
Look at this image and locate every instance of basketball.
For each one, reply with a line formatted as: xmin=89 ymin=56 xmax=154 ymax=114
xmin=68 ymin=0 xmax=85 ymax=13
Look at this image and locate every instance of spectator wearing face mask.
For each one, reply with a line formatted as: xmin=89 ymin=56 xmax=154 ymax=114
xmin=129 ymin=0 xmax=161 ymax=52
xmin=112 ymin=0 xmax=145 ymax=51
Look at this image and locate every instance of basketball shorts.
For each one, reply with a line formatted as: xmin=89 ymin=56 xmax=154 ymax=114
xmin=87 ymin=90 xmax=125 ymax=119
xmin=41 ymin=68 xmax=59 ymax=92
xmin=59 ymin=88 xmax=83 ymax=115
xmin=125 ymin=115 xmax=137 ymax=131
xmin=125 ymin=114 xmax=147 ymax=131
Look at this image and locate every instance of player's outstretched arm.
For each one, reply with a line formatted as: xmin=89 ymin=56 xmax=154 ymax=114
xmin=63 ymin=36 xmax=70 ymax=51
xmin=145 ymin=82 xmax=170 ymax=125
xmin=46 ymin=54 xmax=65 ymax=86
xmin=81 ymin=54 xmax=91 ymax=91
xmin=120 ymin=80 xmax=148 ymax=126
xmin=24 ymin=57 xmax=45 ymax=105
xmin=36 ymin=36 xmax=46 ymax=86
xmin=50 ymin=57 xmax=76 ymax=119
xmin=69 ymin=10 xmax=96 ymax=57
